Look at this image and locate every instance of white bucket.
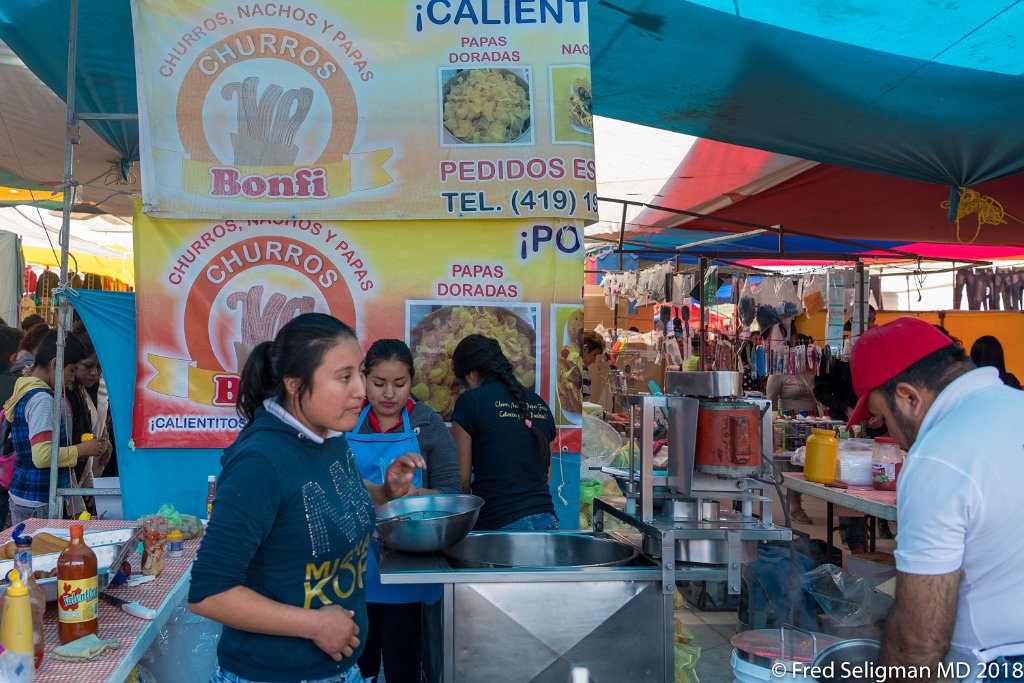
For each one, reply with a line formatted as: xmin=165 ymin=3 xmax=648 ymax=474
xmin=732 ymin=649 xmax=802 ymax=683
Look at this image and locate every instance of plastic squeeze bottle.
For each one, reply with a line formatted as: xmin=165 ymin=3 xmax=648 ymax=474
xmin=57 ymin=524 xmax=99 ymax=643
xmin=12 ymin=536 xmax=45 ymax=667
xmin=1 ymin=570 xmax=36 ymax=670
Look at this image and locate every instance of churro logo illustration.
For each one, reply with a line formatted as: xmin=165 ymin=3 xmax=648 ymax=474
xmin=146 ymin=232 xmax=357 ymax=408
xmin=175 ymin=27 xmax=392 ymax=202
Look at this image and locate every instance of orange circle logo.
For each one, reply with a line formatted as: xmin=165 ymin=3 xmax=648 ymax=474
xmin=176 ymin=28 xmax=357 ymax=167
xmin=183 ymin=236 xmax=356 ymax=373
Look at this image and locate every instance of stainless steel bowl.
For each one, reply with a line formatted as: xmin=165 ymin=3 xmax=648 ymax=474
xmin=812 ymin=639 xmax=882 ymax=682
xmin=444 ymin=532 xmax=638 ymax=569
xmin=375 ymin=494 xmax=483 ymax=553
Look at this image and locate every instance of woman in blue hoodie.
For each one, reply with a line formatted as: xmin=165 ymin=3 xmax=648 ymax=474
xmin=189 ymin=314 xmax=424 ymax=683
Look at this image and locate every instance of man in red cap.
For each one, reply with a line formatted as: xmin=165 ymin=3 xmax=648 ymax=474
xmin=848 ymin=317 xmax=1024 ymax=676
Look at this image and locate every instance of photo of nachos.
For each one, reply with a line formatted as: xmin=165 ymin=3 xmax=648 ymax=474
xmin=442 ymin=68 xmax=532 ymax=145
xmin=555 ymin=308 xmax=584 ymax=421
xmin=408 ymin=304 xmax=538 ymax=420
xmin=568 ymin=77 xmax=593 ymax=133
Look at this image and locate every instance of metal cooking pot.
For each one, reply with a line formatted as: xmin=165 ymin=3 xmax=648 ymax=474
xmin=375 ymin=494 xmax=483 ymax=553
xmin=695 ymin=399 xmax=762 ymax=477
xmin=812 ymin=639 xmax=882 ymax=682
xmin=444 ymin=532 xmax=638 ymax=569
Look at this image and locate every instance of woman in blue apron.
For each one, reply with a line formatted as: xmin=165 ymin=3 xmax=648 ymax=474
xmin=347 ymin=340 xmax=461 ymax=683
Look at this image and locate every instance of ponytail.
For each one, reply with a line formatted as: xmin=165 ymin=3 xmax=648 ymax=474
xmin=453 ymin=334 xmax=550 ymax=461
xmin=235 ymin=313 xmax=357 ymax=424
xmin=237 ymin=341 xmax=275 ymax=422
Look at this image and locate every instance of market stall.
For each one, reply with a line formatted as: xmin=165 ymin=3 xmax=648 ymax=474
xmin=1 ymin=519 xmax=203 ymax=682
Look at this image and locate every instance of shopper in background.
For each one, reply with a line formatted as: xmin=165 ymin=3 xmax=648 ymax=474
xmin=813 ymin=307 xmax=878 ymax=551
xmin=65 ymin=333 xmax=112 ymax=516
xmin=767 ymin=333 xmax=818 ymax=524
xmin=9 ymin=323 xmax=49 ymax=376
xmin=0 ymin=324 xmax=23 ymax=528
xmin=848 ymin=318 xmax=1024 ymax=679
xmin=451 ymin=335 xmax=558 ymax=531
xmin=3 ymin=330 xmax=106 ymax=523
xmin=349 ymin=338 xmax=460 ymax=683
xmin=970 ymin=335 xmax=1021 ymax=389
xmin=581 ymin=331 xmax=605 ymax=403
xmin=18 ymin=315 xmax=43 ymax=334
xmin=0 ymin=325 xmax=23 ymax=407
xmin=190 ymin=313 xmax=423 ymax=683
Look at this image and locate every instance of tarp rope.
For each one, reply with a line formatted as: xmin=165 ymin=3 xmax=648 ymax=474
xmin=942 ymin=186 xmax=1024 ymax=245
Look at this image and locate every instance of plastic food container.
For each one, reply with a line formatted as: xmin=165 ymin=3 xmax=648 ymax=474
xmin=166 ymin=530 xmax=185 ymax=559
xmin=871 ymin=437 xmax=903 ymax=490
xmin=836 ymin=449 xmax=874 ymax=486
xmin=804 ymin=429 xmax=839 ymax=484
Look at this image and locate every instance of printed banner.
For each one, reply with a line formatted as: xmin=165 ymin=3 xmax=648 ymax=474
xmin=131 ymin=199 xmax=584 ymax=448
xmin=130 ymin=0 xmax=597 ymax=222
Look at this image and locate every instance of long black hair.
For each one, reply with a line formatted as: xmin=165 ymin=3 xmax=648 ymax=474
xmin=363 ymin=339 xmax=415 ymax=379
xmin=970 ymin=335 xmax=1009 ymax=380
xmin=237 ymin=313 xmax=357 ymax=422
xmin=33 ymin=329 xmax=89 ymax=369
xmin=0 ymin=326 xmax=22 ymax=372
xmin=452 ymin=334 xmax=549 ymax=460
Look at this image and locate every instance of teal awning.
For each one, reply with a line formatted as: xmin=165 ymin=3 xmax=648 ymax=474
xmin=1 ymin=0 xmax=1022 ymax=191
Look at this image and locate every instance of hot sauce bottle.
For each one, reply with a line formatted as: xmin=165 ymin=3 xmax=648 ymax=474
xmin=56 ymin=525 xmax=99 ymax=643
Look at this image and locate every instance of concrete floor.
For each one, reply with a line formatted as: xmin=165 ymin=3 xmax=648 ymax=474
xmin=678 ymin=491 xmax=896 ymax=682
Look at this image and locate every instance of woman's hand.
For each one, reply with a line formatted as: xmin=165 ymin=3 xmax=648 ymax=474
xmin=383 ymin=453 xmax=426 ymax=500
xmin=76 ymin=437 xmax=106 ymax=460
xmin=306 ymin=605 xmax=361 ymax=661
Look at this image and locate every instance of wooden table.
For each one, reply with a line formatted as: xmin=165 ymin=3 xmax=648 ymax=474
xmin=3 ymin=519 xmax=198 ymax=682
xmin=783 ymin=472 xmax=896 ymax=559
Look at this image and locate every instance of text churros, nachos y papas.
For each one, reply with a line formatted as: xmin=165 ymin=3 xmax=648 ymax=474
xmin=409 ymin=305 xmax=536 ymax=419
xmin=443 ymin=69 xmax=531 ymax=144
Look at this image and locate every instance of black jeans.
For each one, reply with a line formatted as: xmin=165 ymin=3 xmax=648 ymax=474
xmin=358 ymin=602 xmax=424 ymax=683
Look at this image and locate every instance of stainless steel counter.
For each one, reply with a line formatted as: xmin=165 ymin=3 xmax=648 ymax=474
xmin=377 ymin=533 xmax=675 ymax=682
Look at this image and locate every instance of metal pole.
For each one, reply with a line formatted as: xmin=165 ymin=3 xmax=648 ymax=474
xmin=49 ymin=0 xmax=79 ymax=518
xmin=698 ymin=257 xmax=708 ymax=371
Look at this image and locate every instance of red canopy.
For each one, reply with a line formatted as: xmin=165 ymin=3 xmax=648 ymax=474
xmin=632 ymin=140 xmax=1024 ymax=250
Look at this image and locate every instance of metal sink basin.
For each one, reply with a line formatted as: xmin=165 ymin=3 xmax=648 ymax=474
xmin=443 ymin=532 xmax=638 ymax=569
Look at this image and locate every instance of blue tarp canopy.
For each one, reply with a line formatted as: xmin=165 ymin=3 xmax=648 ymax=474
xmin=0 ymin=1 xmax=1022 ymax=193
xmin=0 ymin=0 xmax=137 ymax=170
xmin=590 ymin=0 xmax=1024 ymax=188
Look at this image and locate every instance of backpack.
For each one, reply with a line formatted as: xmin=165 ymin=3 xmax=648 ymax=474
xmin=0 ymin=409 xmax=15 ymax=489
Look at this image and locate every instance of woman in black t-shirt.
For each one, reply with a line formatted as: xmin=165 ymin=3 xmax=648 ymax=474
xmin=450 ymin=334 xmax=558 ymax=531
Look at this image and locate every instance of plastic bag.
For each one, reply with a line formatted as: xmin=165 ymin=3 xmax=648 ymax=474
xmin=738 ymin=278 xmax=758 ymax=327
xmin=801 ymin=274 xmax=826 ymax=317
xmin=801 ymin=564 xmax=894 ymax=627
xmin=137 ymin=504 xmax=205 ymax=541
xmin=141 ymin=597 xmax=222 ymax=682
xmin=674 ymin=643 xmax=701 ymax=683
xmin=581 ymin=414 xmax=623 ymax=483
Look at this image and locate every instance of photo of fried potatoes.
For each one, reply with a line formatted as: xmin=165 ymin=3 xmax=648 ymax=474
xmin=568 ymin=77 xmax=593 ymax=132
xmin=408 ymin=305 xmax=537 ymax=420
xmin=442 ymin=69 xmax=531 ymax=144
xmin=556 ymin=309 xmax=584 ymax=419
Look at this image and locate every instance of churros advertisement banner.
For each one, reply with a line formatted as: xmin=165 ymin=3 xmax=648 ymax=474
xmin=130 ymin=0 xmax=597 ymax=222
xmin=131 ymin=200 xmax=584 ymax=448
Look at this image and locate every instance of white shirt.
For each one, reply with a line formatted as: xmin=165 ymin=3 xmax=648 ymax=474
xmin=895 ymin=367 xmax=1024 ymax=665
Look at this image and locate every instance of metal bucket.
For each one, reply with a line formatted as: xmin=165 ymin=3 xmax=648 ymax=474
xmin=444 ymin=532 xmax=638 ymax=569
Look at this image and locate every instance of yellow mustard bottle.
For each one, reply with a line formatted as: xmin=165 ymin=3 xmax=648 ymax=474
xmin=1 ymin=570 xmax=35 ymax=661
xmin=804 ymin=428 xmax=839 ymax=484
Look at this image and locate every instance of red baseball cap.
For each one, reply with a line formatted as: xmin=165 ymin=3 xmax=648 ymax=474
xmin=847 ymin=317 xmax=953 ymax=428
